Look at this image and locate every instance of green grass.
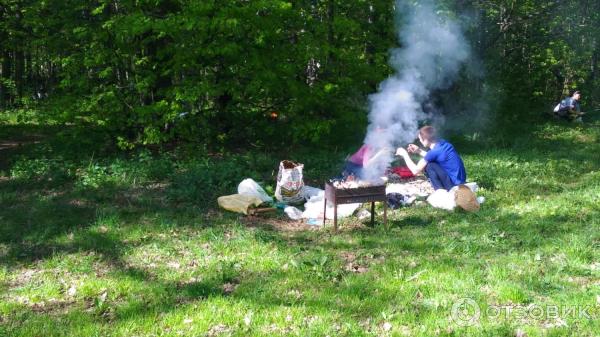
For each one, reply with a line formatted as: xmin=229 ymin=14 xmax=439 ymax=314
xmin=0 ymin=117 xmax=599 ymax=336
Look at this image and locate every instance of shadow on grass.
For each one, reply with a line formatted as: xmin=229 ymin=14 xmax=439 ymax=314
xmin=1 ymin=121 xmax=598 ymax=335
xmin=1 ymin=185 xmax=597 ymax=335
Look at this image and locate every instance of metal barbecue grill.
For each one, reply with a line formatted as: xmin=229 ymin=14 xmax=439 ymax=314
xmin=324 ymin=182 xmax=388 ymax=232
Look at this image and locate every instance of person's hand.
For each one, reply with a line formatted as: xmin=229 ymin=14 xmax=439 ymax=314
xmin=395 ymin=147 xmax=408 ymax=157
xmin=407 ymin=144 xmax=419 ymax=153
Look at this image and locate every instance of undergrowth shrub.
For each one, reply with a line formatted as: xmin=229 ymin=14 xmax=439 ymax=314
xmin=167 ymin=154 xmax=276 ymax=208
xmin=10 ymin=156 xmax=74 ymax=184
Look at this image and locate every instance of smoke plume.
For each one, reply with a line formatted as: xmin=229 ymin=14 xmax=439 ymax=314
xmin=362 ymin=1 xmax=471 ymax=181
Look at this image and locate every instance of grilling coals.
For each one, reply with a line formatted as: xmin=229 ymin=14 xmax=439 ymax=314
xmin=330 ymin=176 xmax=386 ymax=189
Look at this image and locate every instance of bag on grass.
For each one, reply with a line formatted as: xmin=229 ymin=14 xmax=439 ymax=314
xmin=275 ymin=160 xmax=305 ymax=205
xmin=238 ymin=178 xmax=272 ymax=203
xmin=217 ymin=194 xmax=263 ymax=215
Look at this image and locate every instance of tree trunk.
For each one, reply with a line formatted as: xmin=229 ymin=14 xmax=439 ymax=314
xmin=1 ymin=50 xmax=11 ymax=106
xmin=326 ymin=0 xmax=335 ymax=65
xmin=15 ymin=48 xmax=24 ymax=100
xmin=591 ymin=39 xmax=598 ymax=81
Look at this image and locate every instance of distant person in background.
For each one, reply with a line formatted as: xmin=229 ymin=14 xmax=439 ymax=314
xmin=395 ymin=126 xmax=466 ymax=191
xmin=554 ymin=90 xmax=583 ymax=122
xmin=342 ymin=144 xmax=388 ymax=180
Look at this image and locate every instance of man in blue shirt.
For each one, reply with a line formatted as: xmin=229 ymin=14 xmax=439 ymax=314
xmin=395 ymin=125 xmax=466 ymax=191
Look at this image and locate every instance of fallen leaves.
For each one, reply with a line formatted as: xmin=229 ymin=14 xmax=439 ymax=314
xmin=515 ymin=328 xmax=528 ymax=337
xmin=167 ymin=261 xmax=181 ymax=270
xmin=406 ymin=270 xmax=427 ymax=282
xmin=206 ymin=324 xmax=230 ymax=337
xmin=344 ymin=263 xmax=368 ymax=274
xmin=243 ymin=312 xmax=252 ymax=326
xmin=222 ymin=282 xmax=238 ymax=295
xmin=339 ymin=251 xmax=386 ymax=274
xmin=67 ymin=285 xmax=77 ymax=297
xmin=285 ymin=289 xmax=303 ymax=300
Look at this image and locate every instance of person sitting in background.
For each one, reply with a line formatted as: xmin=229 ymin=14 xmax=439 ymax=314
xmin=395 ymin=126 xmax=466 ymax=191
xmin=343 ymin=144 xmax=389 ymax=180
xmin=343 ymin=144 xmax=371 ymax=179
xmin=554 ymin=90 xmax=584 ymax=122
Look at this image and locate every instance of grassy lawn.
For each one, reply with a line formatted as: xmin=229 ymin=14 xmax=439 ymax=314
xmin=0 ymin=118 xmax=598 ymax=336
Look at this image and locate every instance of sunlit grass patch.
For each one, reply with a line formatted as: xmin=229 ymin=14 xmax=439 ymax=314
xmin=0 ymin=121 xmax=599 ymax=336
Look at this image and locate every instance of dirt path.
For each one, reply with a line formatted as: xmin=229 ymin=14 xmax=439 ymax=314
xmin=0 ymin=127 xmax=45 ymax=171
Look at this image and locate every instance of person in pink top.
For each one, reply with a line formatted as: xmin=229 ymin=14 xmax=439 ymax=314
xmin=343 ymin=144 xmax=388 ymax=179
xmin=349 ymin=144 xmax=372 ymax=167
xmin=343 ymin=144 xmax=372 ymax=179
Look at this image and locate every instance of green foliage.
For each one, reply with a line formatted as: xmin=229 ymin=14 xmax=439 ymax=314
xmin=2 ymin=0 xmax=393 ymax=147
xmin=168 ymin=154 xmax=277 ymax=207
xmin=10 ymin=156 xmax=74 ymax=184
xmin=1 ymin=0 xmax=600 ymax=148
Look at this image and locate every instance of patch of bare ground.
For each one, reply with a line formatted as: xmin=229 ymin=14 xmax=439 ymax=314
xmin=240 ymin=210 xmax=375 ymax=233
xmin=241 ymin=215 xmax=321 ymax=232
xmin=9 ymin=295 xmax=76 ymax=315
xmin=339 ymin=250 xmax=386 ymax=274
xmin=0 ymin=140 xmax=41 ymax=151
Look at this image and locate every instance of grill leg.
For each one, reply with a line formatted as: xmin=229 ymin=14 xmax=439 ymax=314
xmin=334 ymin=200 xmax=338 ymax=232
xmin=383 ymin=201 xmax=388 ymax=230
xmin=323 ymin=197 xmax=327 ymax=227
xmin=370 ymin=202 xmax=375 ymax=227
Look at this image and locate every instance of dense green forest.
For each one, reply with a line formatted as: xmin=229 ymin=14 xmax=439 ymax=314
xmin=2 ymin=2 xmax=600 ymax=336
xmin=1 ymin=0 xmax=599 ymax=148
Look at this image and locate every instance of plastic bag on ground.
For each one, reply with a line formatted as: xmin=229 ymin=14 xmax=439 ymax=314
xmin=302 ymin=191 xmax=360 ymax=220
xmin=218 ymin=194 xmax=264 ymax=215
xmin=357 ymin=209 xmax=371 ymax=220
xmin=464 ymin=182 xmax=478 ymax=193
xmin=426 ymin=182 xmax=482 ymax=211
xmin=238 ymin=178 xmax=272 ymax=203
xmin=284 ymin=206 xmax=303 ymax=220
xmin=301 ymin=186 xmax=321 ymax=200
xmin=427 ymin=189 xmax=456 ymax=211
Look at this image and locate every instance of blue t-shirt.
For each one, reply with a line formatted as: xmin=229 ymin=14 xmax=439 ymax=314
xmin=424 ymin=140 xmax=466 ymax=185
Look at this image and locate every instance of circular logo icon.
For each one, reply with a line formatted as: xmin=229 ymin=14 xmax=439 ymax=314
xmin=451 ymin=298 xmax=480 ymax=326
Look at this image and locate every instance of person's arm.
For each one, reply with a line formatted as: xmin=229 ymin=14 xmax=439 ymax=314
xmin=364 ymin=148 xmax=389 ymax=168
xmin=407 ymin=144 xmax=427 ymax=157
xmin=396 ymin=148 xmax=427 ymax=174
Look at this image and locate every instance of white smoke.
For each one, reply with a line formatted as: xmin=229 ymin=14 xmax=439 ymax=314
xmin=362 ymin=1 xmax=471 ymax=181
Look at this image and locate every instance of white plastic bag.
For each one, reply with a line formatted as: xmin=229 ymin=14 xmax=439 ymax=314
xmin=426 ymin=182 xmax=482 ymax=211
xmin=275 ymin=160 xmax=305 ymax=205
xmin=464 ymin=182 xmax=478 ymax=192
xmin=302 ymin=191 xmax=360 ymax=220
xmin=238 ymin=178 xmax=272 ymax=203
xmin=427 ymin=189 xmax=457 ymax=211
xmin=284 ymin=206 xmax=303 ymax=220
xmin=301 ymin=186 xmax=322 ymax=200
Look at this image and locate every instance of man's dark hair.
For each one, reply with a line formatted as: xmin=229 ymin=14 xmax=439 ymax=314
xmin=571 ymin=90 xmax=581 ymax=96
xmin=419 ymin=125 xmax=437 ymax=142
